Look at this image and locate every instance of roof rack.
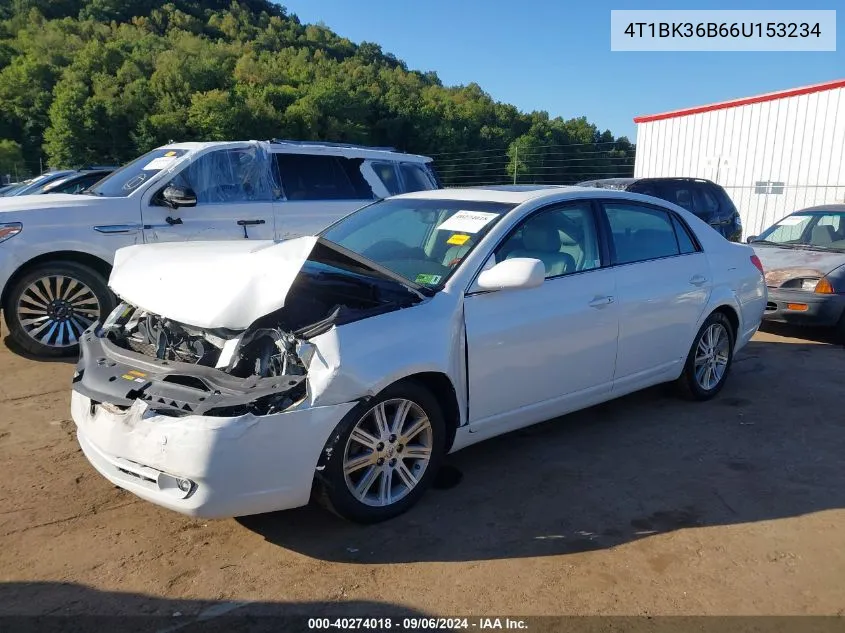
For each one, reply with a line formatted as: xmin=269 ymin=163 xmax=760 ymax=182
xmin=268 ymin=139 xmax=398 ymax=152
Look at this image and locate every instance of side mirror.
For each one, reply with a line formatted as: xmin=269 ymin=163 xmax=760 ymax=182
xmin=475 ymin=258 xmax=545 ymax=292
xmin=162 ymin=185 xmax=197 ymax=209
xmin=746 ymin=235 xmax=758 ymax=244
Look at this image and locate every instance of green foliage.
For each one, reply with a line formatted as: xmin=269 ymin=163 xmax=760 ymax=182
xmin=0 ymin=138 xmax=25 ymax=178
xmin=0 ymin=0 xmax=634 ymax=181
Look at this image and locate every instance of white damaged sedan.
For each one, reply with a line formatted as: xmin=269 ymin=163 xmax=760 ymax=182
xmin=71 ymin=186 xmax=767 ymax=523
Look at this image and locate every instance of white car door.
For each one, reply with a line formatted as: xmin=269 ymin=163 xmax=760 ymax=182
xmin=601 ymin=201 xmax=711 ymax=390
xmin=141 ymin=146 xmax=276 ymax=243
xmin=273 ymin=153 xmax=376 ymax=239
xmin=463 ymin=201 xmax=619 ymax=440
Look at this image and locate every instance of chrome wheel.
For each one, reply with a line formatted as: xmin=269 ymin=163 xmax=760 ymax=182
xmin=343 ymin=398 xmax=434 ymax=507
xmin=16 ymin=275 xmax=100 ymax=348
xmin=694 ymin=323 xmax=730 ymax=391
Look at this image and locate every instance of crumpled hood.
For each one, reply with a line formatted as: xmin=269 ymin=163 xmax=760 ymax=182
xmin=109 ymin=236 xmax=319 ymax=330
xmin=753 ymin=244 xmax=845 ymax=287
xmin=0 ymin=193 xmax=101 ymax=213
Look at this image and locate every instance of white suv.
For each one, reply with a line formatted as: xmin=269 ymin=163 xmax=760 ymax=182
xmin=0 ymin=140 xmax=439 ymax=357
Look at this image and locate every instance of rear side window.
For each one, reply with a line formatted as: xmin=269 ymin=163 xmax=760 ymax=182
xmin=604 ymin=203 xmax=683 ymax=264
xmin=657 ymin=182 xmax=695 ymax=214
xmin=371 ymin=161 xmax=402 ymax=196
xmin=399 ymin=162 xmax=436 ymax=193
xmin=694 ymin=185 xmax=720 ymax=218
xmin=275 ymin=154 xmax=374 ymax=201
xmin=671 ymin=215 xmax=698 ymax=254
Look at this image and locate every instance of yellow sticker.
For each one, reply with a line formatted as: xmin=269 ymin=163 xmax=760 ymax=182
xmin=128 ymin=370 xmax=146 ymax=377
xmin=164 ymin=151 xmax=176 ymax=157
xmin=121 ymin=374 xmax=135 ymax=381
xmin=446 ymin=234 xmax=470 ymax=246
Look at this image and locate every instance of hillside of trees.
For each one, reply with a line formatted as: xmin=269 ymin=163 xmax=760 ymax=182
xmin=0 ymin=0 xmax=635 ymax=185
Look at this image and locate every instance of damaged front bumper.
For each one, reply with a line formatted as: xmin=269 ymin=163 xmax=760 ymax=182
xmin=71 ymin=328 xmax=356 ymax=518
xmin=72 ymin=391 xmax=356 ymax=518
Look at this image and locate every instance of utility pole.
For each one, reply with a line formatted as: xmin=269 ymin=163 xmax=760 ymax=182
xmin=513 ymin=145 xmax=518 ymax=185
xmin=40 ymin=157 xmax=43 ymax=175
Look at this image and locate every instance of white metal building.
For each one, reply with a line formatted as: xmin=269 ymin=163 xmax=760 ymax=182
xmin=633 ymin=79 xmax=845 ymax=236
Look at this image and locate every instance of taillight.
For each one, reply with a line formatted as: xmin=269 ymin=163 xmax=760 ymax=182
xmin=815 ymin=276 xmax=835 ymax=294
xmin=750 ymin=255 xmax=764 ymax=275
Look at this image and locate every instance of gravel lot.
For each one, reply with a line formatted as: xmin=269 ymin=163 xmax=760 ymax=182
xmin=1 ymin=325 xmax=844 ymax=619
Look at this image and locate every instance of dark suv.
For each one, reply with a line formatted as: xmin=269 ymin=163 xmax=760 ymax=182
xmin=576 ymin=177 xmax=742 ymax=242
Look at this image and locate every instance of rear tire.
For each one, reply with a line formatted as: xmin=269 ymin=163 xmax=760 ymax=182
xmin=3 ymin=261 xmax=114 ymax=358
xmin=315 ymin=381 xmax=445 ymax=524
xmin=676 ymin=311 xmax=735 ymax=401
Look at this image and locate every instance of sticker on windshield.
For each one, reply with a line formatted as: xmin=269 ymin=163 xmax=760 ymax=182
xmin=777 ymin=216 xmax=807 ymax=226
xmin=415 ymin=273 xmax=442 ymax=285
xmin=436 ymin=211 xmax=499 ymax=234
xmin=446 ymin=234 xmax=471 ymax=246
xmin=142 ymin=156 xmax=178 ymax=171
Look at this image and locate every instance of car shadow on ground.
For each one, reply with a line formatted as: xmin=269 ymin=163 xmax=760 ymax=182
xmin=2 ymin=333 xmax=78 ymax=364
xmin=239 ymin=338 xmax=845 ymax=564
xmin=0 ymin=581 xmax=432 ymax=631
xmin=758 ymin=321 xmax=843 ymax=346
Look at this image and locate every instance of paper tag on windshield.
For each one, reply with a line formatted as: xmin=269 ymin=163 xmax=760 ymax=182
xmin=777 ymin=216 xmax=806 ymax=226
xmin=436 ymin=211 xmax=499 ymax=234
xmin=142 ymin=156 xmax=178 ymax=171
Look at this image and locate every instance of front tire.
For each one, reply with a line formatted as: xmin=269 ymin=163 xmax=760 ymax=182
xmin=316 ymin=381 xmax=446 ymax=524
xmin=3 ymin=261 xmax=114 ymax=358
xmin=677 ymin=312 xmax=735 ymax=401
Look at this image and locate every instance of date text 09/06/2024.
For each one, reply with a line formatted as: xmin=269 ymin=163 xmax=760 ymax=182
xmin=623 ymin=22 xmax=822 ymax=39
xmin=307 ymin=618 xmax=529 ymax=630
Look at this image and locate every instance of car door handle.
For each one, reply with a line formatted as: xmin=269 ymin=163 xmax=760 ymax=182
xmin=589 ymin=295 xmax=615 ymax=308
xmin=237 ymin=219 xmax=266 ymax=239
xmin=689 ymin=274 xmax=708 ymax=286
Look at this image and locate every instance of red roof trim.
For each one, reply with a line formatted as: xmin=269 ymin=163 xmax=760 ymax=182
xmin=634 ymin=78 xmax=845 ymax=124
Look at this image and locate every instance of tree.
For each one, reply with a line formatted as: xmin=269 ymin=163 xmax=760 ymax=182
xmin=0 ymin=0 xmax=635 ymax=183
xmin=0 ymin=139 xmax=25 ymax=180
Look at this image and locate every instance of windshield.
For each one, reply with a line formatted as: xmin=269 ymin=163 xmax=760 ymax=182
xmin=8 ymin=172 xmax=73 ymax=196
xmin=755 ymin=212 xmax=845 ymax=250
xmin=320 ymin=198 xmax=514 ymax=288
xmin=87 ymin=148 xmax=189 ymax=197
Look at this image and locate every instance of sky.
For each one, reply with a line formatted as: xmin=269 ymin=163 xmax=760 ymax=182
xmin=280 ymin=0 xmax=844 ymax=140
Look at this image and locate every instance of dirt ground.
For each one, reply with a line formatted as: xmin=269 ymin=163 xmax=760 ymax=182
xmin=0 ymin=324 xmax=844 ymax=620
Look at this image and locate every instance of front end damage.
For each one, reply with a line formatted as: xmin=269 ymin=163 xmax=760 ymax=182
xmin=74 ymin=304 xmax=312 ymax=418
xmin=71 ymin=237 xmax=425 ymax=517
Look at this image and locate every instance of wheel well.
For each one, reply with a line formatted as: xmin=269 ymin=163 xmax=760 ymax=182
xmin=1 ymin=251 xmax=112 ymax=308
xmin=712 ymin=304 xmax=739 ymax=339
xmin=403 ymin=372 xmax=460 ymax=452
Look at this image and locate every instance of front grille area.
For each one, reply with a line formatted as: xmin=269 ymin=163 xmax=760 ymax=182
xmin=766 ymin=302 xmax=778 ymax=312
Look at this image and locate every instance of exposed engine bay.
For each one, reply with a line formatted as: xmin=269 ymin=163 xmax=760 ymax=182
xmin=72 ymin=261 xmax=422 ymax=417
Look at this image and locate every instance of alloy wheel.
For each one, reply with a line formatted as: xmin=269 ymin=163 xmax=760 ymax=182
xmin=694 ymin=323 xmax=730 ymax=391
xmin=16 ymin=275 xmax=100 ymax=348
xmin=342 ymin=398 xmax=434 ymax=507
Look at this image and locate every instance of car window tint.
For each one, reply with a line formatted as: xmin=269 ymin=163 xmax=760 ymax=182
xmin=693 ymin=185 xmax=720 ymax=219
xmin=495 ymin=203 xmax=600 ymax=279
xmin=657 ymin=182 xmax=694 ymax=213
xmin=276 ymin=154 xmax=371 ymax=201
xmin=399 ymin=162 xmax=435 ymax=193
xmin=172 ymin=147 xmax=274 ymax=204
xmin=371 ymin=161 xmax=402 ymax=196
xmin=671 ymin=214 xmax=698 ymax=254
xmin=605 ymin=203 xmax=681 ymax=264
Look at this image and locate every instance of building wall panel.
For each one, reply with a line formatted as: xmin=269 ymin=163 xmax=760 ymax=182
xmin=634 ymin=85 xmax=845 ymax=236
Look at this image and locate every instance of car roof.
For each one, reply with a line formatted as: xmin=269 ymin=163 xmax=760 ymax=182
xmin=393 ymin=184 xmax=635 ymax=205
xmin=580 ymin=177 xmax=716 ymax=186
xmin=793 ymin=204 xmax=845 ymax=214
xmin=159 ymin=140 xmax=432 ymax=163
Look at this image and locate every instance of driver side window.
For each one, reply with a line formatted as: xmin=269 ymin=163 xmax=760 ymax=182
xmin=494 ymin=203 xmax=600 ymax=279
xmin=168 ymin=148 xmax=274 ymax=205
